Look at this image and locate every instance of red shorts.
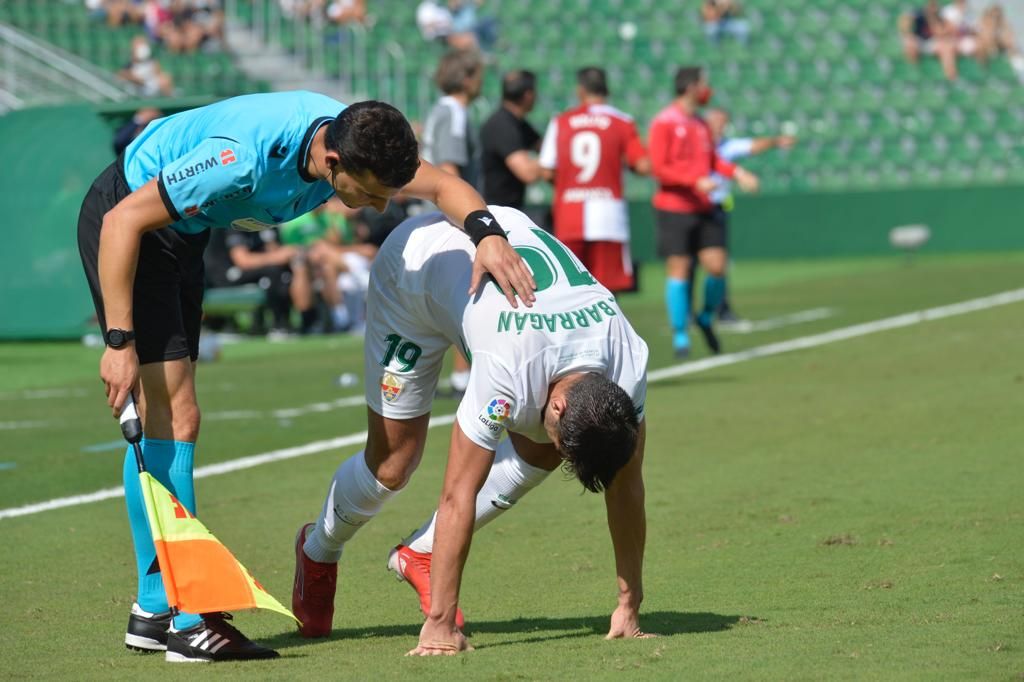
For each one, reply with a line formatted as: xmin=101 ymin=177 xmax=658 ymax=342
xmin=562 ymin=240 xmax=634 ymax=293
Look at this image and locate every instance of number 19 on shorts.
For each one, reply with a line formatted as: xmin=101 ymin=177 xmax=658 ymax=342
xmin=380 ymin=334 xmax=422 ymax=372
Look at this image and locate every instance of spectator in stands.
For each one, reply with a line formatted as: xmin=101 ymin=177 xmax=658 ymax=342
xmin=449 ymin=0 xmax=498 ymax=52
xmin=112 ymin=107 xmax=163 ymax=156
xmin=899 ymin=0 xmax=960 ymax=80
xmin=423 ymin=49 xmax=484 ymax=188
xmin=417 ymin=1 xmax=456 ymax=46
xmin=699 ymin=108 xmax=795 ymax=322
xmin=204 ymin=227 xmax=318 ymax=336
xmin=117 ymin=36 xmax=174 ymax=97
xmin=480 ymin=70 xmax=543 ymax=210
xmin=326 ymin=0 xmax=368 ymax=26
xmin=648 ymin=66 xmax=758 ymax=358
xmin=87 ymin=0 xmax=145 ymax=27
xmin=977 ymin=4 xmax=1023 ymax=77
xmin=701 ymin=0 xmax=750 ymax=45
xmin=416 ymin=0 xmax=486 ymax=50
xmin=538 ymin=66 xmax=649 ymax=293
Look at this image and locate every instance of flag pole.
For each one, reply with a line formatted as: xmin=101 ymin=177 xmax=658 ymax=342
xmin=118 ymin=393 xmax=180 ymax=618
xmin=119 ymin=394 xmax=146 ymax=474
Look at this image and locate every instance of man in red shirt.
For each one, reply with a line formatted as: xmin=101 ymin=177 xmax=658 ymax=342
xmin=648 ymin=66 xmax=758 ymax=357
xmin=539 ymin=67 xmax=649 ymax=292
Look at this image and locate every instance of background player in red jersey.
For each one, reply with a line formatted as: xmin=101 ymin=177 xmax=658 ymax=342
xmin=647 ymin=66 xmax=759 ymax=358
xmin=539 ymin=67 xmax=650 ymax=293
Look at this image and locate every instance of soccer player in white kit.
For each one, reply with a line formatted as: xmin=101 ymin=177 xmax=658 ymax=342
xmin=292 ymin=206 xmax=650 ymax=652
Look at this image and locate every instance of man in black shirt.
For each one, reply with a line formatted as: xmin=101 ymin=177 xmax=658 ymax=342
xmin=480 ymin=70 xmax=542 ymax=209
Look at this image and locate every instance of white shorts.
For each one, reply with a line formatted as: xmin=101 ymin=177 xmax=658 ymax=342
xmin=362 ymin=219 xmax=468 ymax=420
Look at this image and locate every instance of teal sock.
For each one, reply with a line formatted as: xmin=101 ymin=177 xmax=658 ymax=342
xmin=700 ymin=275 xmax=726 ymax=326
xmin=168 ymin=441 xmax=201 ymax=631
xmin=665 ymin=278 xmax=690 ymax=349
xmin=122 ymin=438 xmax=201 ymax=630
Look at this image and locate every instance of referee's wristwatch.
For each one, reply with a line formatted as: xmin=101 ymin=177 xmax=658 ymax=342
xmin=104 ymin=328 xmax=135 ymax=349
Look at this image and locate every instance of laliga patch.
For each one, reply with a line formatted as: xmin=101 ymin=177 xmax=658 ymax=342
xmin=381 ymin=373 xmax=404 ymax=403
xmin=477 ymin=397 xmax=512 ymax=434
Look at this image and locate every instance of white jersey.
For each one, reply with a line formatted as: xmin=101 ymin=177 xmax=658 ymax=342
xmin=363 ymin=206 xmax=648 ymax=451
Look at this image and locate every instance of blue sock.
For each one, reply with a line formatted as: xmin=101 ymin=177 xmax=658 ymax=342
xmin=665 ymin=278 xmax=690 ymax=349
xmin=123 ymin=438 xmax=202 ymax=631
xmin=700 ymin=275 xmax=726 ymax=326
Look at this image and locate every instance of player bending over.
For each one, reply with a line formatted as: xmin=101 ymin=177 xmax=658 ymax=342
xmin=292 ymin=206 xmax=650 ymax=653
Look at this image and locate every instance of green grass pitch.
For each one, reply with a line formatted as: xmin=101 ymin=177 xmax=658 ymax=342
xmin=1 ymin=252 xmax=1022 ymax=679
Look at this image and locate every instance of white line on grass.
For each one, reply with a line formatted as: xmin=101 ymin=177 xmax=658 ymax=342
xmin=2 ymin=288 xmax=1023 ymax=521
xmin=720 ymin=307 xmax=837 ymax=334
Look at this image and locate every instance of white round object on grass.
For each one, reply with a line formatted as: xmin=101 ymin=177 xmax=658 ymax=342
xmin=889 ymin=224 xmax=931 ymax=251
xmin=619 ymin=22 xmax=638 ymax=41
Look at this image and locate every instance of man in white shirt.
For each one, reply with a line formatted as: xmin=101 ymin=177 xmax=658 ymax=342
xmin=291 ymin=206 xmax=651 ymax=652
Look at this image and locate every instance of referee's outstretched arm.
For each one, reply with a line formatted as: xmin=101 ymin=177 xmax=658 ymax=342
xmin=97 ymin=178 xmax=174 ymax=416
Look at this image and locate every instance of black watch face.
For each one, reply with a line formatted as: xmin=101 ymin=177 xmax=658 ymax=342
xmin=107 ymin=329 xmax=126 ymax=347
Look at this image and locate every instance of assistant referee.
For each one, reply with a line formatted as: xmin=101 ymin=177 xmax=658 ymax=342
xmin=77 ymin=90 xmax=535 ymax=664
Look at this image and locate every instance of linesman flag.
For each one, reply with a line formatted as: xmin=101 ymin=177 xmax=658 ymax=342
xmin=139 ymin=473 xmax=298 ymax=622
xmin=120 ymin=395 xmax=297 ymax=623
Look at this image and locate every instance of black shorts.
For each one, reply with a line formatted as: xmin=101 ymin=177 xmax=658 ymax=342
xmin=77 ymin=157 xmax=210 ymax=365
xmin=655 ymin=209 xmax=727 ymax=257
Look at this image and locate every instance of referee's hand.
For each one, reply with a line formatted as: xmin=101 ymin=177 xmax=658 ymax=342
xmin=470 ymin=235 xmax=536 ymax=309
xmin=101 ymin=346 xmax=139 ymax=417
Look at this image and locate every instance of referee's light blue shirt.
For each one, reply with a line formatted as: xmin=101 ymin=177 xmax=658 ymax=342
xmin=123 ymin=91 xmax=346 ymax=234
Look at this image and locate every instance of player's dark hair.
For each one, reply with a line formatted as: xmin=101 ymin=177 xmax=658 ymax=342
xmin=435 ymin=49 xmax=483 ymax=95
xmin=577 ymin=66 xmax=609 ymax=97
xmin=674 ymin=66 xmax=704 ymax=95
xmin=325 ymin=101 xmax=420 ymax=189
xmin=557 ymin=374 xmax=639 ymax=493
xmin=502 ymin=69 xmax=536 ymax=103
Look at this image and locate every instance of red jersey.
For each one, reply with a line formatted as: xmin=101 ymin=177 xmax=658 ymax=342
xmin=539 ymin=103 xmax=646 ymax=243
xmin=648 ymin=103 xmax=735 ymax=214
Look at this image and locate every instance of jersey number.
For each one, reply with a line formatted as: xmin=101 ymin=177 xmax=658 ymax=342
xmin=510 ymin=228 xmax=596 ymax=294
xmin=571 ymin=131 xmax=602 ymax=183
xmin=380 ymin=334 xmax=422 ymax=371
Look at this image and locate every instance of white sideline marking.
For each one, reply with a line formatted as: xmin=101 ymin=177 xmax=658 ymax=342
xmin=719 ymin=307 xmax=836 ymax=334
xmin=0 ymin=388 xmax=89 ymax=401
xmin=0 ymin=394 xmax=368 ymax=432
xmin=2 ymin=288 xmax=1023 ymax=521
xmin=0 ymin=420 xmax=50 ymax=431
xmin=205 ymin=395 xmax=366 ymax=422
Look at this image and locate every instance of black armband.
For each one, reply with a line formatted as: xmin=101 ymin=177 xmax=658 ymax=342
xmin=464 ymin=210 xmax=507 ymax=246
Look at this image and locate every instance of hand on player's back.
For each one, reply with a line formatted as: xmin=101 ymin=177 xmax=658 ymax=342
xmin=470 ymin=234 xmax=537 ymax=308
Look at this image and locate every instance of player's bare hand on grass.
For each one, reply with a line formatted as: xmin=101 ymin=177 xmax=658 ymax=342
xmin=100 ymin=346 xmax=139 ymax=417
xmin=470 ymin=235 xmax=536 ymax=308
xmin=406 ymin=618 xmax=473 ymax=656
xmin=606 ymin=604 xmax=656 ymax=640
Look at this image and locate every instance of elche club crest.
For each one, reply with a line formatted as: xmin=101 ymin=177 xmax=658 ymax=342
xmin=381 ymin=373 xmax=403 ymax=403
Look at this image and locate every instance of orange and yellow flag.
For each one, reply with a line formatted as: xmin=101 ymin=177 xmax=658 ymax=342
xmin=139 ymin=472 xmax=298 ymax=623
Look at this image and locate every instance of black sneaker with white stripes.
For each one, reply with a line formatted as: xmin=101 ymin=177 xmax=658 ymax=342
xmin=125 ymin=602 xmax=172 ymax=652
xmin=165 ymin=613 xmax=279 ymax=663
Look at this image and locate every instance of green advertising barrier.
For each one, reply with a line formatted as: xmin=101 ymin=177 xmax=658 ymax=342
xmin=0 ymin=98 xmax=221 ymax=340
xmin=625 ymin=183 xmax=1023 ymax=262
xmin=0 ymin=105 xmax=112 ymax=339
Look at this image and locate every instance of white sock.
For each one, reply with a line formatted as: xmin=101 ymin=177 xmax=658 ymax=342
xmin=450 ymin=369 xmax=470 ymax=392
xmin=304 ymin=451 xmax=397 ymax=563
xmin=405 ymin=438 xmax=551 ymax=554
